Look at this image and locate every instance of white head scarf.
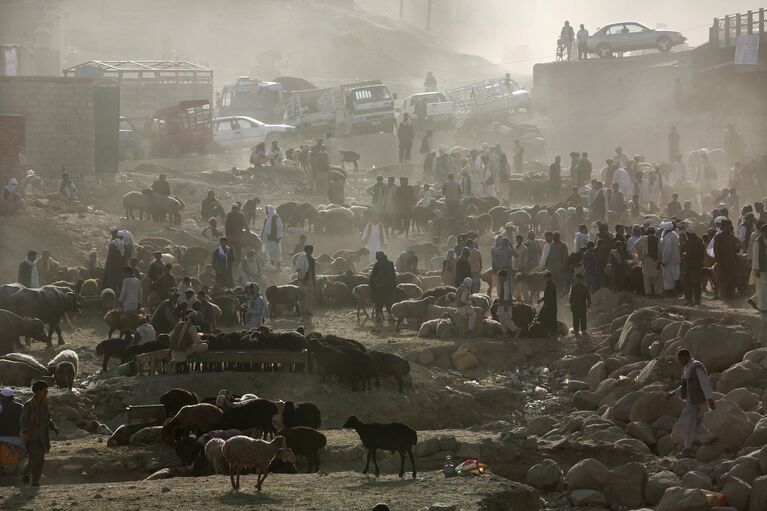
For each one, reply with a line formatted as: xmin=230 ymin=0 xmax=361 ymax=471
xmin=5 ymin=178 xmax=17 ymax=192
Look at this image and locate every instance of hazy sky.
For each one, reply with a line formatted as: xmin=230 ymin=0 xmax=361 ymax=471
xmin=365 ymin=0 xmax=759 ymax=75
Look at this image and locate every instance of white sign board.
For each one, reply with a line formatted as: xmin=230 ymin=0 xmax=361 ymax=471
xmin=3 ymin=47 xmax=17 ymax=76
xmin=735 ymin=34 xmax=759 ymax=65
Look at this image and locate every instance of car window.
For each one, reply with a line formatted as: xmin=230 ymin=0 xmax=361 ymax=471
xmin=606 ymin=25 xmax=624 ymax=36
xmin=624 ymin=23 xmax=646 ymax=33
xmin=216 ymin=120 xmax=233 ymax=132
xmin=119 ymin=119 xmax=134 ymax=132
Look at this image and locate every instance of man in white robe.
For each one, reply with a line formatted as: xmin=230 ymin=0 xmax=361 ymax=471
xmin=660 ymin=221 xmax=680 ymax=293
xmin=362 ymin=221 xmax=387 ymax=264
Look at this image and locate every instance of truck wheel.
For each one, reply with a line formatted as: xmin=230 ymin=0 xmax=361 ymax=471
xmin=597 ymin=43 xmax=612 ymax=58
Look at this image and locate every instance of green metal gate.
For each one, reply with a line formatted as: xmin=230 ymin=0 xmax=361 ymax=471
xmin=93 ymin=86 xmax=120 ymax=174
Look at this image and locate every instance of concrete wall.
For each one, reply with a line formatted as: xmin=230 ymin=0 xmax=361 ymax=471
xmin=0 ymin=76 xmax=117 ymax=179
xmin=0 ymin=114 xmax=24 ymax=185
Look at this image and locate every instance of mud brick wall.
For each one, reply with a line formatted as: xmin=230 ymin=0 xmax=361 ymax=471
xmin=0 ymin=76 xmax=115 ymax=179
xmin=0 ymin=114 xmax=25 ymax=185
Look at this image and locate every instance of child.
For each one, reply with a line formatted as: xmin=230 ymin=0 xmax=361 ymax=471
xmin=569 ymin=273 xmax=591 ymax=335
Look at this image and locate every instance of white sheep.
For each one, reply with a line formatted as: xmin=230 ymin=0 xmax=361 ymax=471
xmin=222 ymin=435 xmax=286 ymax=491
xmin=205 ymin=437 xmax=229 ymax=475
xmin=390 ymin=296 xmax=437 ymax=332
xmin=352 ymin=284 xmax=372 ymax=319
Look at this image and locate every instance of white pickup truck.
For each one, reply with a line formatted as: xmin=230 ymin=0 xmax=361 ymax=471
xmin=337 ymin=80 xmax=397 ymax=135
xmin=398 ymin=92 xmax=456 ymax=131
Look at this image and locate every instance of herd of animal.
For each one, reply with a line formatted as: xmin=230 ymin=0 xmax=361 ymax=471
xmin=107 ymin=387 xmax=418 ymax=491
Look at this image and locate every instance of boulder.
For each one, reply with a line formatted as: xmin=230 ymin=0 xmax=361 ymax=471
xmin=635 ymin=356 xmax=678 ymax=386
xmin=527 ymin=416 xmax=555 ymax=437
xmin=681 ymin=470 xmax=712 ymax=490
xmin=589 ymin=426 xmax=627 ymax=443
xmin=566 ymin=458 xmax=609 ymax=491
xmin=606 ymin=391 xmax=646 ymax=422
xmin=573 ymin=390 xmax=599 ymax=411
xmin=724 ymin=388 xmax=759 ymax=412
xmin=629 ymin=391 xmax=684 ymax=424
xmin=645 ymin=471 xmax=681 ymax=505
xmin=686 ymin=325 xmax=754 ymax=372
xmin=651 ymin=317 xmax=674 ymax=333
xmin=525 ymin=459 xmax=563 ymax=490
xmin=656 ymin=486 xmax=711 ymax=511
xmin=720 ymin=475 xmax=751 ymax=511
xmin=616 ymin=437 xmax=653 ymax=454
xmin=703 ymin=399 xmax=754 ymax=450
xmin=750 ymin=475 xmax=767 ymax=511
xmin=641 ymin=333 xmax=659 ymax=358
xmin=596 ymin=376 xmax=635 ymax=406
xmin=626 ymin=421 xmax=656 ymax=446
xmin=415 ymin=437 xmax=441 ymax=457
xmin=649 ymin=340 xmax=665 ymax=358
xmin=745 ymin=416 xmax=767 ymax=447
xmin=587 ymin=361 xmax=607 ymax=390
xmin=605 ymin=461 xmax=647 ymax=508
xmin=616 ymin=318 xmax=644 ymax=356
xmin=565 ymin=380 xmax=589 ymax=392
xmin=725 ymin=456 xmax=762 ymax=485
xmin=656 ymin=434 xmax=674 ymax=457
xmin=659 ymin=321 xmax=685 ymax=342
xmin=552 ymin=353 xmax=601 ymax=377
xmin=743 ymin=347 xmax=767 ymax=366
xmin=569 ymin=489 xmax=607 ymax=506
xmin=695 ymin=441 xmax=724 ymax=463
xmin=717 ymin=362 xmax=758 ymax=394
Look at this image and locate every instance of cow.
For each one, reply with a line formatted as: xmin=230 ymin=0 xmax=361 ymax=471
xmin=0 ymin=309 xmax=47 ymax=355
xmin=8 ymin=286 xmax=80 ymax=345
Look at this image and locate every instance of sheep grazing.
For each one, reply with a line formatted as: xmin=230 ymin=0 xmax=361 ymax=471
xmin=352 ymin=284 xmax=373 ymax=319
xmin=205 ymin=437 xmax=230 ymax=475
xmin=421 ymin=286 xmax=456 ymax=300
xmin=218 ymin=398 xmax=278 ymax=439
xmin=160 ymin=388 xmax=200 ymax=418
xmin=343 ymin=416 xmax=417 ymax=478
xmin=269 ymin=449 xmax=298 ymax=474
xmin=370 ymin=351 xmax=411 ymax=393
xmin=104 ymin=309 xmax=140 ymax=338
xmin=108 ymin=422 xmax=157 ymax=447
xmin=47 ymin=349 xmax=79 ymax=376
xmin=161 ymin=403 xmax=223 ymax=444
xmin=282 ymin=401 xmax=321 ymax=430
xmin=95 ymin=337 xmax=129 ymax=372
xmin=307 ymin=339 xmax=373 ymax=391
xmin=126 ymin=333 xmax=169 ymax=359
xmin=395 ymin=283 xmax=423 ymax=300
xmin=0 ymin=353 xmax=48 ymax=374
xmin=53 ymin=362 xmax=76 ymax=389
xmin=390 ymin=296 xmax=436 ymax=332
xmin=278 ymin=426 xmax=327 ymax=473
xmin=222 ymin=435 xmax=286 ymax=491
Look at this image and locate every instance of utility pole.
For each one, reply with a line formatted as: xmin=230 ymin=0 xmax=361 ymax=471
xmin=426 ymin=0 xmax=432 ymax=30
xmin=399 ymin=0 xmax=404 ymax=20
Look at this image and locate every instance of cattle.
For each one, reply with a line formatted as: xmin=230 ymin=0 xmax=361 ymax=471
xmin=0 ymin=309 xmax=47 ymax=355
xmin=8 ymin=286 xmax=80 ymax=345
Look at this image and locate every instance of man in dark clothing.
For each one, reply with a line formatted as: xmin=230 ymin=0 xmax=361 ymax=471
xmin=666 ymin=193 xmax=682 ymax=219
xmin=395 ymin=177 xmax=416 ymax=236
xmin=369 ymin=251 xmax=396 ymax=325
xmin=454 ymin=247 xmax=472 ymax=287
xmin=609 ymin=240 xmax=628 ymax=290
xmin=545 ymin=232 xmax=569 ymax=294
xmin=201 ymin=191 xmax=225 ymax=220
xmin=537 ymin=272 xmax=558 ymax=335
xmin=152 ymin=264 xmax=175 ymax=299
xmin=18 ymin=250 xmax=39 ymax=287
xmin=147 ymin=252 xmax=164 ymax=284
xmin=224 ymin=203 xmax=248 ymax=261
xmin=211 ymin=237 xmax=235 ymax=288
xmin=576 ymin=152 xmax=592 ymax=188
xmin=397 ymin=113 xmax=415 ymax=163
xmin=582 ymin=241 xmax=600 ymax=293
xmin=20 ymin=380 xmax=58 ymax=486
xmin=0 ymin=387 xmax=22 ymax=436
xmin=151 ymin=291 xmax=180 ymax=334
xmin=151 ymin=174 xmax=170 ymax=196
xmin=713 ymin=219 xmax=740 ymax=299
xmin=549 ymin=156 xmax=562 ymax=200
xmin=569 ymin=273 xmax=591 ymax=335
xmin=682 ymin=229 xmax=705 ymax=305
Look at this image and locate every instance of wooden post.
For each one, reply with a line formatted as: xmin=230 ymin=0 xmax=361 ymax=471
xmin=736 ymin=13 xmax=742 ymax=37
xmin=724 ymin=16 xmax=730 ymax=47
xmin=760 ymin=8 xmax=765 ymax=38
xmin=748 ymin=10 xmax=754 ymax=35
xmin=710 ymin=18 xmax=717 ymax=48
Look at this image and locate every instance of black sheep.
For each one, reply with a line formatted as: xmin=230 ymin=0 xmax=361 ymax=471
xmin=278 ymin=426 xmax=327 ymax=473
xmin=126 ymin=333 xmax=170 ymax=359
xmin=95 ymin=337 xmax=129 ymax=372
xmin=370 ymin=351 xmax=411 ymax=393
xmin=307 ymin=340 xmax=372 ymax=391
xmin=421 ymin=286 xmax=456 ymax=300
xmin=342 ymin=416 xmax=417 ymax=478
xmin=251 ymin=330 xmax=307 ymax=351
xmin=218 ymin=399 xmax=278 ymax=438
xmin=318 ymin=334 xmax=366 ymax=352
xmin=160 ymin=388 xmax=200 ymax=418
xmin=282 ymin=401 xmax=321 ymax=429
xmin=175 ymin=436 xmax=202 ymax=465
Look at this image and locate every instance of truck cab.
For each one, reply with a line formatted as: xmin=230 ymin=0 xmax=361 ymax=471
xmin=217 ymin=77 xmax=285 ymax=124
xmin=118 ymin=116 xmax=143 ymax=160
xmin=150 ymin=100 xmax=213 ymax=158
xmin=398 ymin=92 xmax=456 ymax=131
xmin=339 ymin=81 xmax=396 ymax=135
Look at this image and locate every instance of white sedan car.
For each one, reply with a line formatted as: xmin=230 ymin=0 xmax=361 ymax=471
xmin=587 ymin=22 xmax=686 ymax=58
xmin=213 ymin=115 xmax=296 ymax=149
